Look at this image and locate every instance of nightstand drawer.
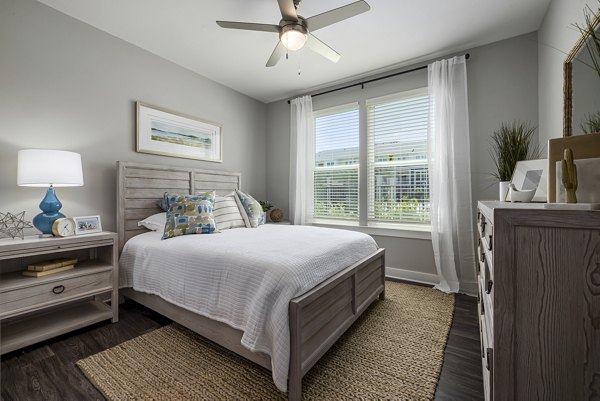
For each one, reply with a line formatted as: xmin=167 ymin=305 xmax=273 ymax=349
xmin=0 ymin=270 xmax=112 ymax=318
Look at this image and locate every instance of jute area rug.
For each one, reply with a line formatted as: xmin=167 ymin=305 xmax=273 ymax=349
xmin=77 ymin=282 xmax=455 ymax=400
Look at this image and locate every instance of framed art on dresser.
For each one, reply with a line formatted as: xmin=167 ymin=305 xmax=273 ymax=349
xmin=511 ymin=159 xmax=547 ymax=202
xmin=547 ymin=133 xmax=600 ymax=202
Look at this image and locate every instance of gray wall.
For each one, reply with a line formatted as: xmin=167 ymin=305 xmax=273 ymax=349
xmin=0 ymin=0 xmax=267 ymax=235
xmin=266 ymin=32 xmax=539 ymax=292
xmin=538 ymin=0 xmax=595 ymax=146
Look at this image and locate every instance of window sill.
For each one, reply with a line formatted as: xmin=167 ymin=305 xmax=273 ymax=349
xmin=312 ymin=220 xmax=431 ymax=240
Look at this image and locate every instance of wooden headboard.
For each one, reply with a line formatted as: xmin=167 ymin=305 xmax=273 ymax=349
xmin=116 ymin=161 xmax=241 ymax=252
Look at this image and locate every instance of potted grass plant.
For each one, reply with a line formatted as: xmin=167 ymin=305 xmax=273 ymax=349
xmin=581 ymin=111 xmax=600 ymax=133
xmin=490 ymin=121 xmax=541 ymax=201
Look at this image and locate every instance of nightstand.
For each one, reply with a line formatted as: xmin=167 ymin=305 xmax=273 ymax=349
xmin=0 ymin=232 xmax=118 ymax=354
xmin=266 ymin=221 xmax=291 ymax=225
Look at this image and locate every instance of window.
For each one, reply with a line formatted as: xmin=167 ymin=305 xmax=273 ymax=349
xmin=367 ymin=91 xmax=430 ymax=223
xmin=313 ymin=104 xmax=359 ymax=221
xmin=313 ymin=89 xmax=430 ymax=226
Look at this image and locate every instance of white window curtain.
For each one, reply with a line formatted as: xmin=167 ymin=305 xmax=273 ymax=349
xmin=289 ymin=95 xmax=315 ymax=225
xmin=427 ymin=55 xmax=475 ymax=293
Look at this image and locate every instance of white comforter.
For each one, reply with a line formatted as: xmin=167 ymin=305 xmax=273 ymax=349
xmin=119 ymin=224 xmax=378 ymax=392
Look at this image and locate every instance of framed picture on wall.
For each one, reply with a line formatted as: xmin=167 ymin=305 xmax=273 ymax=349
xmin=136 ymin=102 xmax=223 ymax=162
xmin=511 ymin=159 xmax=547 ymax=202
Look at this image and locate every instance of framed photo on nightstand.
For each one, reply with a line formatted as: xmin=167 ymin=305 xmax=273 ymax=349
xmin=73 ymin=215 xmax=102 ymax=235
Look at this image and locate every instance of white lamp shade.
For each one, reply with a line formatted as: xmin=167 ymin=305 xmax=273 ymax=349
xmin=17 ymin=149 xmax=84 ymax=187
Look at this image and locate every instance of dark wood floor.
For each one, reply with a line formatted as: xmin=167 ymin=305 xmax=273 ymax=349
xmin=1 ymin=291 xmax=483 ymax=401
xmin=434 ymin=294 xmax=484 ymax=401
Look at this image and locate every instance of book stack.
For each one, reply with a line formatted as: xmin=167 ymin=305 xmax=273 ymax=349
xmin=22 ymin=258 xmax=78 ymax=277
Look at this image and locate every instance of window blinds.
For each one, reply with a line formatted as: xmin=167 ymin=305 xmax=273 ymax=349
xmin=367 ymin=91 xmax=431 ymax=224
xmin=313 ymin=104 xmax=360 ymax=221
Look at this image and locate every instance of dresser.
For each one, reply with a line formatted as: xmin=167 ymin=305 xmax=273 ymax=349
xmin=476 ymin=201 xmax=600 ymax=401
xmin=0 ymin=232 xmax=118 ymax=354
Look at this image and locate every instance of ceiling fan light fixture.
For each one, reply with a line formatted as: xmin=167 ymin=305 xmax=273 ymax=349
xmin=280 ymin=24 xmax=308 ymax=51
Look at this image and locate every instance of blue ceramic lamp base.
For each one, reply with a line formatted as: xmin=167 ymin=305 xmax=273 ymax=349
xmin=33 ymin=187 xmax=65 ymax=235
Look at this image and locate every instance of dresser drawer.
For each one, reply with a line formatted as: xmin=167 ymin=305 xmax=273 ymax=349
xmin=479 ymin=303 xmax=493 ymax=401
xmin=480 ymin=256 xmax=494 ymax=299
xmin=482 ymin=354 xmax=492 ymax=401
xmin=0 ymin=270 xmax=112 ymax=318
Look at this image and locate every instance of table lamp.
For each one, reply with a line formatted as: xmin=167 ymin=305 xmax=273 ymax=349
xmin=17 ymin=149 xmax=84 ymax=235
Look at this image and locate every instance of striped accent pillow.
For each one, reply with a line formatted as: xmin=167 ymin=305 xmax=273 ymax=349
xmin=212 ymin=192 xmax=248 ymax=230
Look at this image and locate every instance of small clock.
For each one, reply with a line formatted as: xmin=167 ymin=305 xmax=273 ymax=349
xmin=52 ymin=217 xmax=76 ymax=237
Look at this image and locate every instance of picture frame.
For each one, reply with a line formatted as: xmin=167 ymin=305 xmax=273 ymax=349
xmin=136 ymin=102 xmax=222 ymax=163
xmin=547 ymin=133 xmax=600 ymax=202
xmin=74 ymin=215 xmax=102 ymax=235
xmin=510 ymin=159 xmax=547 ymax=202
xmin=555 ymin=157 xmax=600 ymax=203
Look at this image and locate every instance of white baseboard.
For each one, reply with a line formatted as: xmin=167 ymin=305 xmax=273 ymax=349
xmin=385 ymin=266 xmax=439 ymax=286
xmin=459 ymin=280 xmax=478 ymax=297
xmin=385 ymin=266 xmax=478 ymax=297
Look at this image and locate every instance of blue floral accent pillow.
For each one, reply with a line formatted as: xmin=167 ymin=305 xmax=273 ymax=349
xmin=157 ymin=192 xmax=201 ymax=212
xmin=235 ymin=190 xmax=265 ymax=228
xmin=161 ymin=191 xmax=218 ymax=239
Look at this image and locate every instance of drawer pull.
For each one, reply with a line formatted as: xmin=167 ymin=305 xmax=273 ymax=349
xmin=486 ymin=348 xmax=493 ymax=371
xmin=52 ymin=285 xmax=65 ymax=294
xmin=486 ymin=280 xmax=493 ymax=294
xmin=488 ymin=235 xmax=493 ymax=251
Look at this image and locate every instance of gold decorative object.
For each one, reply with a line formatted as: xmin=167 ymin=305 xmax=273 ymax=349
xmin=270 ymin=208 xmax=284 ymax=222
xmin=561 ymin=148 xmax=578 ymax=203
xmin=0 ymin=211 xmax=33 ymax=239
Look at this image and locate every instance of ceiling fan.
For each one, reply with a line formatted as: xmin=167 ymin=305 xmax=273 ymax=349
xmin=216 ymin=0 xmax=370 ymax=67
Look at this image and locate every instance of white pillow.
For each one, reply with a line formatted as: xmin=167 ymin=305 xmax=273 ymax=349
xmin=138 ymin=212 xmax=167 ymax=231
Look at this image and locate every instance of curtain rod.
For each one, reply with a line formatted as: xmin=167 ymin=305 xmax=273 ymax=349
xmin=287 ymin=53 xmax=470 ymax=104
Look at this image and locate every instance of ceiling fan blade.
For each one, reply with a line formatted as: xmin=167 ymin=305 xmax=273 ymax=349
xmin=306 ymin=0 xmax=370 ymax=31
xmin=266 ymin=41 xmax=286 ymax=67
xmin=277 ymin=0 xmax=298 ymax=22
xmin=306 ymin=34 xmax=341 ymax=63
xmin=216 ymin=21 xmax=280 ymax=33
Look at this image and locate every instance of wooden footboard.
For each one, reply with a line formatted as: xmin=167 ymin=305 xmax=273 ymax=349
xmin=121 ymin=248 xmax=385 ymax=401
xmin=287 ymin=248 xmax=386 ymax=401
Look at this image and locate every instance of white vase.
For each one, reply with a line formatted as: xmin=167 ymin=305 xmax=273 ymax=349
xmin=499 ymin=181 xmax=510 ymax=201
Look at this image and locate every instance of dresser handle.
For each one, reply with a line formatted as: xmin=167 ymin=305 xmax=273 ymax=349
xmin=52 ymin=285 xmax=65 ymax=294
xmin=486 ymin=348 xmax=492 ymax=371
xmin=488 ymin=235 xmax=493 ymax=251
xmin=486 ymin=280 xmax=493 ymax=294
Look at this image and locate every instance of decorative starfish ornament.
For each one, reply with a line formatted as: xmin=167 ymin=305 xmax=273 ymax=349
xmin=0 ymin=211 xmax=33 ymax=239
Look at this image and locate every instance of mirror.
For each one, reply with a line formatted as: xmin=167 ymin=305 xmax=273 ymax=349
xmin=564 ymin=7 xmax=600 ymax=137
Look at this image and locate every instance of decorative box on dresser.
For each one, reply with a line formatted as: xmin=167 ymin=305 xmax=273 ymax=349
xmin=0 ymin=232 xmax=118 ymax=355
xmin=476 ymin=201 xmax=600 ymax=401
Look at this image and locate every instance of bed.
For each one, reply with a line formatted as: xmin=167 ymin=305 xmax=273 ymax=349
xmin=116 ymin=161 xmax=386 ymax=401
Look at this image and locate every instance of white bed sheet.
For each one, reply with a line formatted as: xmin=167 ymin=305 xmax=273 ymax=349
xmin=119 ymin=224 xmax=378 ymax=392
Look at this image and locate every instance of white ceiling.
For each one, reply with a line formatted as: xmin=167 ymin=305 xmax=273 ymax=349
xmin=37 ymin=0 xmax=552 ymax=103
